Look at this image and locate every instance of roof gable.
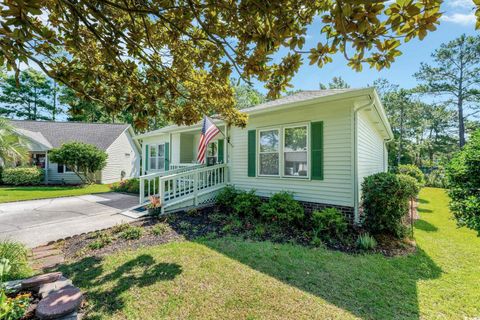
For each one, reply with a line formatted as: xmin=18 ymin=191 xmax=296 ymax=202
xmin=10 ymin=121 xmax=130 ymax=150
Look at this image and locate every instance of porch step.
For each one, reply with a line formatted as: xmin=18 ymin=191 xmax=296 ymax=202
xmin=118 ymin=204 xmax=149 ymax=219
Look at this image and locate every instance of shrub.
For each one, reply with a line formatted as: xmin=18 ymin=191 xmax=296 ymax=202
xmin=446 ymin=129 xmax=480 ymax=235
xmin=361 ymin=172 xmax=411 ymax=238
xmin=215 ymin=185 xmax=238 ymax=213
xmin=424 ymin=167 xmax=448 ymax=188
xmin=111 ymin=223 xmax=131 ymax=234
xmin=88 ymin=232 xmax=113 ymax=250
xmin=119 ymin=225 xmax=143 ymax=240
xmin=2 ymin=167 xmax=43 ymax=186
xmin=356 ymin=233 xmax=377 ymax=250
xmin=397 ymin=164 xmax=425 ymax=186
xmin=0 ymin=240 xmax=32 ymax=281
xmin=49 ymin=142 xmax=108 ymax=184
xmin=233 ymin=190 xmax=262 ymax=220
xmin=151 ymin=223 xmax=170 ymax=236
xmin=397 ymin=174 xmax=421 ymax=199
xmin=110 ymin=178 xmax=140 ymax=194
xmin=311 ymin=208 xmax=347 ymax=243
xmin=260 ymin=192 xmax=304 ymax=226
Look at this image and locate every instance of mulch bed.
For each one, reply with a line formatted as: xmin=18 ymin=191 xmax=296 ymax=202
xmin=55 ymin=206 xmax=416 ymax=262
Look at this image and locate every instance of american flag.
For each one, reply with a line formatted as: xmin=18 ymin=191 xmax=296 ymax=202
xmin=196 ymin=116 xmax=220 ymax=164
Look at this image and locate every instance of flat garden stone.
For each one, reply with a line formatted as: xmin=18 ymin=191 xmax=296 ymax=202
xmin=57 ymin=311 xmax=78 ymax=320
xmin=36 ymin=287 xmax=83 ymax=320
xmin=21 ymin=272 xmax=62 ymax=291
xmin=39 ymin=277 xmax=74 ymax=298
xmin=3 ymin=279 xmax=22 ymax=293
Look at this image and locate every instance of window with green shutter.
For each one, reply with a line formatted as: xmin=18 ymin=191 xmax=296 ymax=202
xmin=311 ymin=121 xmax=324 ymax=180
xmin=247 ymin=130 xmax=256 ymax=177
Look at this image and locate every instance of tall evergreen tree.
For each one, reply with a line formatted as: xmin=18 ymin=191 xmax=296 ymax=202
xmin=319 ymin=77 xmax=351 ymax=89
xmin=415 ymin=34 xmax=480 ymax=147
xmin=0 ymin=69 xmax=54 ymax=120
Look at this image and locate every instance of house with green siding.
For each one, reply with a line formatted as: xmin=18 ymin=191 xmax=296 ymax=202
xmin=134 ymin=88 xmax=393 ymax=223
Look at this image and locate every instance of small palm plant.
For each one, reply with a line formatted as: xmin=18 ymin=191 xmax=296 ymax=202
xmin=0 ymin=118 xmax=28 ymax=166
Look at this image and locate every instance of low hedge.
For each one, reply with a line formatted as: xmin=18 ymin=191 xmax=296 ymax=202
xmin=110 ymin=178 xmax=140 ymax=194
xmin=2 ymin=167 xmax=44 ymax=186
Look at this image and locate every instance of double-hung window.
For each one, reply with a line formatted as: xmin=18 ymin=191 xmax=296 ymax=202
xmin=259 ymin=129 xmax=280 ymax=176
xmin=284 ymin=125 xmax=308 ymax=177
xmin=257 ymin=124 xmax=309 ymax=178
xmin=149 ymin=144 xmax=165 ymax=170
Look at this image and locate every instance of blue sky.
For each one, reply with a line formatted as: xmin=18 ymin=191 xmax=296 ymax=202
xmin=253 ymin=0 xmax=478 ymax=93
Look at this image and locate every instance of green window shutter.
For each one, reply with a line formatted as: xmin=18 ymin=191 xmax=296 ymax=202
xmin=217 ymin=139 xmax=224 ymax=164
xmin=144 ymin=145 xmax=149 ymax=174
xmin=247 ymin=130 xmax=256 ymax=177
xmin=164 ymin=142 xmax=170 ymax=171
xmin=311 ymin=121 xmax=324 ymax=180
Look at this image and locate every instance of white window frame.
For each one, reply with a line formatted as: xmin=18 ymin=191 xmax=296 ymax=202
xmin=257 ymin=128 xmax=281 ymax=177
xmin=283 ymin=124 xmax=309 ymax=179
xmin=206 ymin=141 xmax=218 ymax=165
xmin=256 ymin=122 xmax=310 ymax=179
xmin=149 ymin=143 xmax=166 ymax=171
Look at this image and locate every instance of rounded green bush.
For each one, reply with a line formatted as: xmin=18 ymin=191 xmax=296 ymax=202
xmin=215 ymin=185 xmax=238 ymax=213
xmin=2 ymin=167 xmax=43 ymax=186
xmin=311 ymin=208 xmax=347 ymax=243
xmin=361 ymin=172 xmax=411 ymax=238
xmin=397 ymin=164 xmax=425 ymax=186
xmin=260 ymin=192 xmax=304 ymax=226
xmin=233 ymin=190 xmax=262 ymax=220
xmin=397 ymin=174 xmax=421 ymax=199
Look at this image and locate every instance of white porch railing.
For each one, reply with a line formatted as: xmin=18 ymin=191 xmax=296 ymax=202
xmin=139 ymin=163 xmax=228 ymax=211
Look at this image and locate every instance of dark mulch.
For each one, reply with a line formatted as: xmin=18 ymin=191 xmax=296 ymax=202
xmin=59 ymin=206 xmax=416 ymax=261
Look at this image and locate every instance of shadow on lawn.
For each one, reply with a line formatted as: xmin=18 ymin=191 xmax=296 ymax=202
xmin=415 ymin=219 xmax=439 ymax=232
xmin=58 ymin=254 xmax=181 ymax=317
xmin=200 ymin=238 xmax=442 ymax=320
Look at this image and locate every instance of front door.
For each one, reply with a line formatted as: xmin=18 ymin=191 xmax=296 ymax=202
xmin=206 ymin=142 xmax=217 ymax=166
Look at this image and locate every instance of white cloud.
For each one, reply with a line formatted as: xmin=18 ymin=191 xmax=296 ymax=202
xmin=441 ymin=12 xmax=476 ymax=25
xmin=447 ymin=0 xmax=474 ymax=9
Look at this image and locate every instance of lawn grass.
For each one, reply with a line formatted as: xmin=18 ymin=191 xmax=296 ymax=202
xmin=59 ymin=188 xmax=480 ymax=319
xmin=0 ymin=184 xmax=111 ymax=203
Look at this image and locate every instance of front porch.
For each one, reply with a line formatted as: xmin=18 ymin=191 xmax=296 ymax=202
xmin=137 ymin=123 xmax=229 ymax=211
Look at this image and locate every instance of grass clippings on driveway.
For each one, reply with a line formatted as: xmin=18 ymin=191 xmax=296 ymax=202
xmin=57 ymin=188 xmax=480 ymax=319
xmin=0 ymin=184 xmax=111 ymax=203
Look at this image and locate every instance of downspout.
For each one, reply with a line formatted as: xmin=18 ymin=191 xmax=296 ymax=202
xmin=353 ymin=99 xmax=374 ymax=224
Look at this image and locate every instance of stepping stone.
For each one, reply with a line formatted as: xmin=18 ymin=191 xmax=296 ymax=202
xmin=3 ymin=279 xmax=22 ymax=294
xmin=36 ymin=287 xmax=83 ymax=320
xmin=57 ymin=311 xmax=78 ymax=320
xmin=39 ymin=277 xmax=74 ymax=298
xmin=21 ymin=272 xmax=62 ymax=291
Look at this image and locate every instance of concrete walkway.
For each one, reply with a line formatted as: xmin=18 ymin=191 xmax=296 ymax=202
xmin=0 ymin=193 xmax=138 ymax=248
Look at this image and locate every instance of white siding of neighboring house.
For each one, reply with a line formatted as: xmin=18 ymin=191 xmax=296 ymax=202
xmin=46 ymin=161 xmax=84 ymax=184
xmin=356 ymin=109 xmax=387 ymax=201
xmin=100 ymin=129 xmax=140 ymax=183
xmin=228 ymin=100 xmax=355 ymax=207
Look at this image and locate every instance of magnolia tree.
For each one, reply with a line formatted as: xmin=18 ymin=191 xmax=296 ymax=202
xmin=0 ymin=0 xmax=465 ymax=130
xmin=49 ymin=142 xmax=108 ymax=184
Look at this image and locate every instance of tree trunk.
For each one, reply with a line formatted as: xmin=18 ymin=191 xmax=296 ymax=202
xmin=458 ymin=96 xmax=465 ymax=147
xmin=397 ymin=104 xmax=405 ymax=166
xmin=52 ymin=82 xmax=57 ymax=121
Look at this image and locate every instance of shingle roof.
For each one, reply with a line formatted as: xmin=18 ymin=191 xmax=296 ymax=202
xmin=242 ymin=89 xmax=358 ymax=113
xmin=10 ymin=120 xmax=130 ymax=150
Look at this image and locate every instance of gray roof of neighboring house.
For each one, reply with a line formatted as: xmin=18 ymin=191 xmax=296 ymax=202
xmin=241 ymin=89 xmax=358 ymax=113
xmin=10 ymin=120 xmax=130 ymax=150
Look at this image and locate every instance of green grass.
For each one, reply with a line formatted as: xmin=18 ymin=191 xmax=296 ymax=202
xmin=58 ymin=188 xmax=480 ymax=319
xmin=0 ymin=184 xmax=111 ymax=203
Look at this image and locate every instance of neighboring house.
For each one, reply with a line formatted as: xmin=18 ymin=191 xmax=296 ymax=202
xmin=135 ymin=88 xmax=393 ymax=223
xmin=10 ymin=121 xmax=141 ymax=184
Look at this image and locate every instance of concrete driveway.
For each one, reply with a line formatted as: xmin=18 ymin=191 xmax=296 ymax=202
xmin=0 ymin=192 xmax=138 ymax=248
